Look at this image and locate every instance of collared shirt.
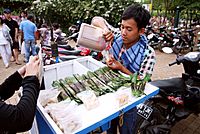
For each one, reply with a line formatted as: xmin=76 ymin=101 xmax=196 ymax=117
xmin=106 ymin=21 xmax=156 ymax=79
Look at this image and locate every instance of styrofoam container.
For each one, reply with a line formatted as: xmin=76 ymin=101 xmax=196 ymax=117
xmin=76 ymin=56 xmax=106 ymax=71
xmin=40 ymin=57 xmax=160 ymax=133
xmin=43 ymin=60 xmax=89 ymax=89
xmin=43 ymin=56 xmax=105 ymax=89
xmin=36 ymin=83 xmax=159 ymax=134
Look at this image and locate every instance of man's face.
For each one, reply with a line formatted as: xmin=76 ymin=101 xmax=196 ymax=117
xmin=4 ymin=13 xmax=11 ymax=19
xmin=120 ymin=18 xmax=144 ymax=47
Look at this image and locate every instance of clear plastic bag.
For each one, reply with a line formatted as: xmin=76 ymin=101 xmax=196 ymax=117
xmin=39 ymin=89 xmax=60 ymax=107
xmin=115 ymin=87 xmax=132 ymax=107
xmin=77 ymin=90 xmax=99 ymax=110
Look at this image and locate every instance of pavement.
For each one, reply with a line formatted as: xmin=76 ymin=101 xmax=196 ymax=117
xmin=0 ymin=50 xmax=199 ymax=134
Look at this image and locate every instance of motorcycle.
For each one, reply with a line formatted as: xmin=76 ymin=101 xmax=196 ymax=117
xmin=135 ymin=52 xmax=200 ymax=134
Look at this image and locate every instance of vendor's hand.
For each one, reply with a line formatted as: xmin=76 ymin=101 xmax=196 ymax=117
xmin=103 ymin=30 xmax=114 ymax=42
xmin=106 ymin=56 xmax=122 ymax=70
xmin=24 ymin=56 xmax=40 ymax=77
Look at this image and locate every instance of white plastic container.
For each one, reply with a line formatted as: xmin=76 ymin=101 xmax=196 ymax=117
xmin=77 ymin=23 xmax=107 ymax=51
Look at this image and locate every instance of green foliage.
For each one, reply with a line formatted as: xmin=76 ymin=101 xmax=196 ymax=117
xmin=3 ymin=0 xmax=198 ymax=30
xmin=29 ymin=0 xmax=135 ymax=29
xmin=130 ymin=73 xmax=151 ymax=97
xmin=152 ymin=0 xmax=200 ymax=18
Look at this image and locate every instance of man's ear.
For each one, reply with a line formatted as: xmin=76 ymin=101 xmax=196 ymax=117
xmin=139 ymin=28 xmax=145 ymax=35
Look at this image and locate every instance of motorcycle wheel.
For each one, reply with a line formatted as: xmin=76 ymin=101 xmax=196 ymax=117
xmin=134 ymin=100 xmax=171 ymax=134
xmin=172 ymin=45 xmax=181 ymax=54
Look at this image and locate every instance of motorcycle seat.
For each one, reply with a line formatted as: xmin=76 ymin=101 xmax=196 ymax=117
xmin=150 ymin=77 xmax=187 ymax=95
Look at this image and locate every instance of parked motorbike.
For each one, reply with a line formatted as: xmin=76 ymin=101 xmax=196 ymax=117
xmin=135 ymin=52 xmax=200 ymax=134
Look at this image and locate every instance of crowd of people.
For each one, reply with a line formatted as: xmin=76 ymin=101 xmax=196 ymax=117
xmin=0 ymin=8 xmax=38 ymax=69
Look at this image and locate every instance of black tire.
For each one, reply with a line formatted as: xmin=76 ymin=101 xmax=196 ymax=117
xmin=134 ymin=100 xmax=170 ymax=134
xmin=158 ymin=42 xmax=164 ymax=52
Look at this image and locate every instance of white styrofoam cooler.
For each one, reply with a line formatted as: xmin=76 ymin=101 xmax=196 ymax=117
xmin=36 ymin=84 xmax=159 ymax=134
xmin=43 ymin=56 xmax=106 ymax=89
xmin=37 ymin=56 xmax=159 ymax=134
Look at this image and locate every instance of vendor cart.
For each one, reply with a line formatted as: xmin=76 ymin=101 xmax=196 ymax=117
xmin=35 ymin=56 xmax=159 ymax=134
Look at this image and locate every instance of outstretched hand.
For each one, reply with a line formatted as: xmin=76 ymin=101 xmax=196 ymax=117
xmin=24 ymin=56 xmax=40 ymax=78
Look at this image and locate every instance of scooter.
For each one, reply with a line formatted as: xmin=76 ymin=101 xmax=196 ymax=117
xmin=135 ymin=52 xmax=200 ymax=134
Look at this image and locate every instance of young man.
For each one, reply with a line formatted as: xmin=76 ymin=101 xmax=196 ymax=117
xmin=19 ymin=14 xmax=37 ymax=63
xmin=3 ymin=8 xmax=21 ymax=65
xmin=92 ymin=3 xmax=156 ymax=134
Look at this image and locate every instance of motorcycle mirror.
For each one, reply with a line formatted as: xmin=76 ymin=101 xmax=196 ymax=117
xmin=162 ymin=47 xmax=173 ymax=54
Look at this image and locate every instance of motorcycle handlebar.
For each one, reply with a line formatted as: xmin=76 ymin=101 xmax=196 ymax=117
xmin=169 ymin=61 xmax=177 ymax=66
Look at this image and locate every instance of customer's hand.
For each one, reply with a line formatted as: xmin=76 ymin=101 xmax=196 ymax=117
xmin=18 ymin=65 xmax=26 ymax=78
xmin=24 ymin=56 xmax=40 ymax=77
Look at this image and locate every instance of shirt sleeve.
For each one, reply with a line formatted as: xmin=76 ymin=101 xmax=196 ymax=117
xmin=14 ymin=20 xmax=19 ymax=29
xmin=0 ymin=76 xmax=40 ymax=132
xmin=139 ymin=46 xmax=156 ymax=79
xmin=0 ymin=71 xmax=23 ymax=101
xmin=19 ymin=22 xmax=23 ymax=30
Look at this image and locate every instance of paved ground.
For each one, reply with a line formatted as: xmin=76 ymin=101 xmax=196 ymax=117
xmin=151 ymin=51 xmax=200 ymax=134
xmin=0 ymin=50 xmax=199 ymax=134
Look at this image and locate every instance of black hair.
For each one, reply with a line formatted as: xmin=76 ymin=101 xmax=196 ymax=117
xmin=21 ymin=10 xmax=27 ymax=15
xmin=27 ymin=14 xmax=34 ymax=20
xmin=122 ymin=3 xmax=151 ymax=30
xmin=0 ymin=17 xmax=3 ymax=25
xmin=52 ymin=23 xmax=60 ymax=29
xmin=41 ymin=24 xmax=47 ymax=28
xmin=20 ymin=10 xmax=28 ymax=17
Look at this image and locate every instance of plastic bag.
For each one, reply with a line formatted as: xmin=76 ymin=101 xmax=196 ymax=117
xmin=39 ymin=89 xmax=60 ymax=107
xmin=115 ymin=87 xmax=131 ymax=107
xmin=77 ymin=90 xmax=99 ymax=110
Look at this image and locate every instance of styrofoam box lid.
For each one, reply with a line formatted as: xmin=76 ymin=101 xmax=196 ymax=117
xmin=43 ymin=56 xmax=105 ymax=89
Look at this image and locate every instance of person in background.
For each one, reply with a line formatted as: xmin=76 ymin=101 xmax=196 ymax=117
xmin=3 ymin=8 xmax=21 ymax=65
xmin=38 ymin=23 xmax=50 ymax=45
xmin=19 ymin=14 xmax=37 ymax=63
xmin=0 ymin=17 xmax=12 ymax=68
xmin=19 ymin=10 xmax=28 ymax=23
xmin=92 ymin=3 xmax=156 ymax=134
xmin=0 ymin=56 xmax=41 ymax=133
xmin=52 ymin=23 xmax=62 ymax=38
xmin=18 ymin=10 xmax=28 ymax=51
